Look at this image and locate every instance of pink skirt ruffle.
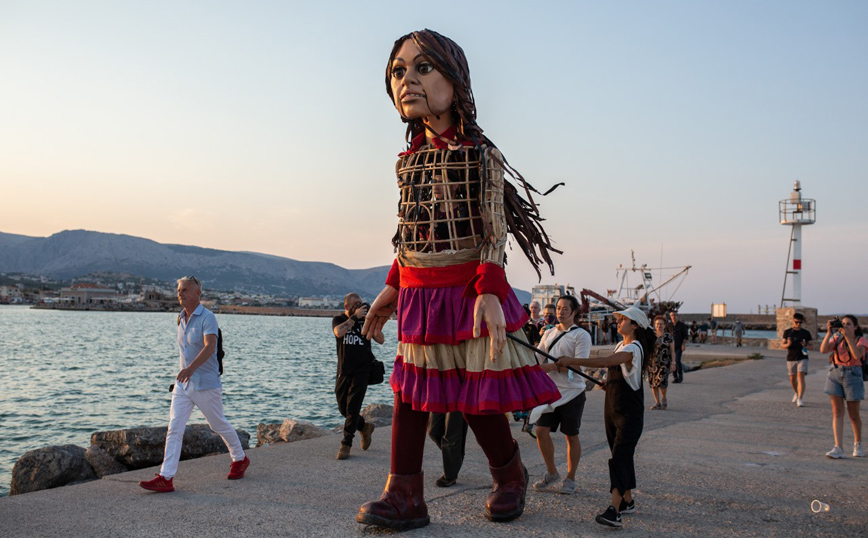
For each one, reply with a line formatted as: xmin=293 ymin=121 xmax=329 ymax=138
xmin=391 ymin=351 xmax=561 ymax=414
xmin=397 ymin=285 xmax=528 ymax=345
xmin=391 ymin=280 xmax=560 ymax=414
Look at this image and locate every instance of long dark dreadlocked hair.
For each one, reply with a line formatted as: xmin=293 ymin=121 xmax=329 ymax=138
xmin=385 ymin=29 xmax=562 ymax=279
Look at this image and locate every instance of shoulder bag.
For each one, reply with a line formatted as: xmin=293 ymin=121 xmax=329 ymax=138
xmin=368 ymin=358 xmax=386 ymax=385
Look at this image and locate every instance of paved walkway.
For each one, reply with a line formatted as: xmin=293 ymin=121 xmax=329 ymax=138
xmin=2 ymin=348 xmax=866 ymax=536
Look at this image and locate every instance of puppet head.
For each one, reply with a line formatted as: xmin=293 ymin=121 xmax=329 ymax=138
xmin=386 ymin=29 xmax=481 ymax=142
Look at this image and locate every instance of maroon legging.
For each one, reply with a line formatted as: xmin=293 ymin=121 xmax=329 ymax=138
xmin=390 ymin=393 xmax=515 ymax=475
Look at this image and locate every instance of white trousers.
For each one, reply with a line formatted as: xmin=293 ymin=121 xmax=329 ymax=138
xmin=160 ymin=384 xmax=245 ymax=478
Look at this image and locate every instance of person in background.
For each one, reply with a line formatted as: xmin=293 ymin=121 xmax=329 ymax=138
xmin=529 ymin=301 xmax=543 ymax=328
xmin=668 ymin=311 xmax=688 ymax=383
xmin=699 ymin=319 xmax=708 ymax=344
xmin=709 ymin=317 xmax=718 ymax=344
xmin=522 ymin=304 xmax=542 ymax=346
xmin=333 ymin=293 xmax=384 ymax=460
xmin=609 ymin=316 xmax=619 ymax=344
xmin=530 ymin=296 xmax=591 ymax=496
xmin=648 ymin=315 xmax=676 ymax=410
xmin=139 ymin=276 xmax=248 ymax=493
xmin=689 ymin=321 xmax=699 ymax=344
xmin=427 ymin=411 xmax=468 ymax=487
xmin=782 ymin=312 xmax=813 ymax=407
xmin=819 ymin=315 xmax=866 ymax=459
xmin=541 ymin=303 xmax=557 ymax=337
xmin=600 ymin=317 xmax=611 ymax=345
xmin=733 ymin=319 xmax=745 ymax=347
xmin=558 ymin=306 xmax=654 ymax=528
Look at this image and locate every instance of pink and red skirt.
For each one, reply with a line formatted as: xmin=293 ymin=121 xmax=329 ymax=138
xmin=390 ymin=261 xmax=560 ymax=414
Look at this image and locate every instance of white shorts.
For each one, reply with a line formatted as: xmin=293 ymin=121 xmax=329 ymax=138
xmin=787 ymin=359 xmax=808 ymax=375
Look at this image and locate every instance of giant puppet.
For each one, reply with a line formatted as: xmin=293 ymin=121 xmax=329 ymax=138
xmin=357 ymin=29 xmax=562 ymax=530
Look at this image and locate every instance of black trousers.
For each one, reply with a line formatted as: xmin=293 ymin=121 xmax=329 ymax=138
xmin=673 ymin=347 xmax=684 ymax=382
xmin=604 ymin=371 xmax=644 ymax=497
xmin=427 ymin=411 xmax=468 ymax=480
xmin=336 ymin=370 xmax=369 ymax=447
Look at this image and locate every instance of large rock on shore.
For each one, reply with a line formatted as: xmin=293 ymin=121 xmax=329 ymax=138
xmin=257 ymin=419 xmax=332 ymax=447
xmin=91 ymin=425 xmax=250 ymax=469
xmin=85 ymin=445 xmax=128 ymax=478
xmin=10 ymin=445 xmax=97 ymax=495
xmin=361 ymin=403 xmax=394 ymax=426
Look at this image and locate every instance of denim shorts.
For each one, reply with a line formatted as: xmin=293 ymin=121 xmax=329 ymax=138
xmin=824 ymin=365 xmax=865 ymax=401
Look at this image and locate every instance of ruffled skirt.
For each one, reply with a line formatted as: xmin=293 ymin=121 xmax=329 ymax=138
xmin=390 ymin=278 xmax=560 ymax=414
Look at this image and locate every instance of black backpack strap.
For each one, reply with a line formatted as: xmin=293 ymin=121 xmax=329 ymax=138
xmin=217 ymin=328 xmax=224 ymax=375
xmin=542 ymin=326 xmax=579 ymax=359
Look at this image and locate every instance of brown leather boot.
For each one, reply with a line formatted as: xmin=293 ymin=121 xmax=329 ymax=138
xmin=356 ymin=472 xmax=430 ymax=530
xmin=485 ymin=441 xmax=528 ymax=522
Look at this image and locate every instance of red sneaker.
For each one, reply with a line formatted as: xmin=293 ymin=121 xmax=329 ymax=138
xmin=227 ymin=456 xmax=250 ymax=480
xmin=139 ymin=474 xmax=174 ymax=493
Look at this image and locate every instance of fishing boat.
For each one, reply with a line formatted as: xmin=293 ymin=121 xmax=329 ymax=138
xmin=531 ymin=251 xmax=691 ymax=317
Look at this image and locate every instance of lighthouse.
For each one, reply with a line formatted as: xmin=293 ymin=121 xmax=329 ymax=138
xmin=779 ymin=181 xmax=815 ymax=306
xmin=773 ymin=181 xmax=817 ymax=350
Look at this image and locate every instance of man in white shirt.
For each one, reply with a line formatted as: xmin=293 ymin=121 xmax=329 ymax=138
xmin=530 ymin=296 xmax=591 ymax=495
xmin=139 ymin=276 xmax=248 ymax=493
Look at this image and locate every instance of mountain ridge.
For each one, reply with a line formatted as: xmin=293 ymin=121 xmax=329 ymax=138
xmin=0 ymin=229 xmax=531 ymax=303
xmin=0 ymin=229 xmax=389 ymax=298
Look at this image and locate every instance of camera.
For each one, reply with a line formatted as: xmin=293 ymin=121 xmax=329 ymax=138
xmin=829 ymin=318 xmax=843 ymax=330
xmin=350 ymin=302 xmax=370 ymax=319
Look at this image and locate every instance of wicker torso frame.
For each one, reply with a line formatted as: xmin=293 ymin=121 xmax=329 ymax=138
xmin=394 ymin=146 xmax=486 ymax=254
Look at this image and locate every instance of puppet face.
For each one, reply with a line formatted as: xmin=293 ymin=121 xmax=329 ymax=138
xmin=389 ymin=39 xmax=454 ymax=122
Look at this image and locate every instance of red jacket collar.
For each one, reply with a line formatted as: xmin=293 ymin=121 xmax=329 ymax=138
xmin=399 ymin=126 xmax=475 ymax=156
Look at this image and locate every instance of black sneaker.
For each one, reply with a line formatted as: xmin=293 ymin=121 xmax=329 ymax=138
xmin=595 ymin=505 xmax=622 ymax=527
xmin=619 ymin=499 xmax=635 ymax=514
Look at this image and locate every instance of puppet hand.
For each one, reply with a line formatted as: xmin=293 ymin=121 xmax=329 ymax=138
xmin=362 ymin=285 xmax=399 ymax=340
xmin=473 ymin=294 xmax=506 ymax=362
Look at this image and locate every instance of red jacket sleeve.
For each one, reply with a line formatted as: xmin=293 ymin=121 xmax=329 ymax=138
xmin=385 ymin=259 xmax=400 ymax=289
xmin=462 ymin=263 xmax=511 ymax=303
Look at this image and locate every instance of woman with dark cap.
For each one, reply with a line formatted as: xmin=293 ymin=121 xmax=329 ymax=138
xmin=357 ymin=29 xmax=561 ymax=530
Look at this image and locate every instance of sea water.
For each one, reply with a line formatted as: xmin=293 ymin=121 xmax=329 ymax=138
xmin=0 ymin=305 xmax=398 ymax=496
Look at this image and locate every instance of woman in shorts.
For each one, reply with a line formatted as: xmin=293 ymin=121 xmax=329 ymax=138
xmin=819 ymin=315 xmax=867 ymax=458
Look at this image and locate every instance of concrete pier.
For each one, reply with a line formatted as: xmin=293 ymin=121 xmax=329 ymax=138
xmin=1 ymin=347 xmax=865 ymax=536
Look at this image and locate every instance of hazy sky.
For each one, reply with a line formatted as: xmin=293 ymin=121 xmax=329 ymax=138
xmin=1 ymin=1 xmax=866 ymax=314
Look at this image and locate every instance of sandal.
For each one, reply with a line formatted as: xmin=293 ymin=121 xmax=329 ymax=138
xmin=649 ymin=403 xmax=661 ymax=410
xmin=661 ymin=400 xmax=668 ymax=410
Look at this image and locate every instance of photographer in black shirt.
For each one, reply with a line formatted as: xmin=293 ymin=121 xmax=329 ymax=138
xmin=782 ymin=312 xmax=813 ymax=407
xmin=333 ymin=293 xmax=384 ymax=460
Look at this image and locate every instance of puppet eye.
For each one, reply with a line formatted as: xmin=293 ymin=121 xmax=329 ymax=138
xmin=391 ymin=66 xmax=406 ymax=79
xmin=418 ymin=62 xmax=434 ymax=75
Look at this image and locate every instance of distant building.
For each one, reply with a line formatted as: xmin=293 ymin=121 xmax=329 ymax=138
xmin=140 ymin=286 xmax=176 ymax=310
xmin=298 ymin=296 xmax=341 ymax=308
xmin=0 ymin=284 xmax=24 ymax=303
xmin=60 ymin=283 xmax=117 ymax=306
